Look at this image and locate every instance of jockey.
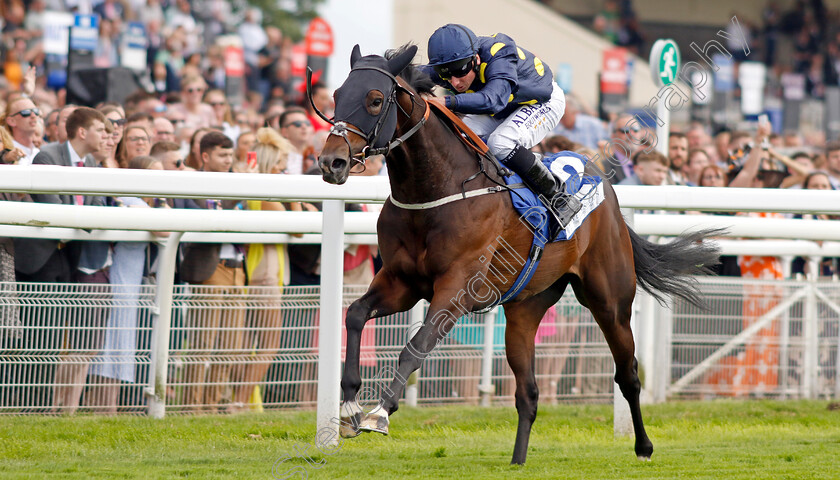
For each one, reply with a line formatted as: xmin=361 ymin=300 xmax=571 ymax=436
xmin=421 ymin=23 xmax=581 ymax=230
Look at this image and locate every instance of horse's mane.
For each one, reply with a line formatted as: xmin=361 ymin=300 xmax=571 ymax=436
xmin=385 ymin=44 xmax=435 ymax=95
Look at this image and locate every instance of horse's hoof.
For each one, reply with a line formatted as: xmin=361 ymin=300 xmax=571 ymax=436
xmin=636 ymin=440 xmax=653 ymax=460
xmin=339 ymin=413 xmax=362 ymax=438
xmin=358 ymin=404 xmax=390 ymax=435
xmin=339 ymin=402 xmax=362 ymax=438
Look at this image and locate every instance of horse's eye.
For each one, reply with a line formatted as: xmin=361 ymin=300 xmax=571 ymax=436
xmin=372 ymin=98 xmax=382 ymax=107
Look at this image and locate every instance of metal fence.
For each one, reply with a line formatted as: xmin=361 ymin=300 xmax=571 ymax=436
xmin=0 ymin=282 xmax=157 ymax=414
xmin=1 ymin=277 xmax=837 ymax=415
xmin=669 ymin=278 xmax=840 ymax=400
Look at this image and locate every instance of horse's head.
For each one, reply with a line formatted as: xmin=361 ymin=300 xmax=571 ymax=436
xmin=318 ymin=44 xmax=417 ymax=185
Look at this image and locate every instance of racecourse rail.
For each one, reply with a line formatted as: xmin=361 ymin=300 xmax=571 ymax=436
xmin=2 ymin=165 xmax=840 ymax=444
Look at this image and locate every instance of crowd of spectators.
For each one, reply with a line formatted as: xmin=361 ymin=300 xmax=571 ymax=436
xmin=564 ymin=0 xmax=840 ymax=99
xmin=1 ymin=0 xmax=311 ymax=124
xmin=0 ymin=65 xmax=382 ymax=412
xmin=0 ymin=79 xmax=359 ymax=413
xmin=0 ymin=0 xmax=384 ymax=412
xmin=539 ymin=90 xmax=840 ymax=282
xmin=0 ymin=0 xmax=838 ymax=412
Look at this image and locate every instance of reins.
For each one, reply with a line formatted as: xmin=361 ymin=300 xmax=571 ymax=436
xmin=308 ymin=65 xmax=527 ymax=210
xmin=383 ymin=92 xmax=532 ymax=211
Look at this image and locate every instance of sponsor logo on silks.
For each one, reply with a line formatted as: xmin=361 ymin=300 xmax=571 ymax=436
xmin=511 ymin=104 xmax=538 ymax=127
xmin=512 ymin=104 xmax=551 ymax=128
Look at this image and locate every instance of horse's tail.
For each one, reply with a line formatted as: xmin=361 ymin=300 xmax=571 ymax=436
xmin=627 ymin=227 xmax=723 ymax=308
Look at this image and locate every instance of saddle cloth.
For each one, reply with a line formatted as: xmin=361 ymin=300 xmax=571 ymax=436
xmin=488 ymin=151 xmax=605 ymax=306
xmin=505 ymin=151 xmax=605 ymax=245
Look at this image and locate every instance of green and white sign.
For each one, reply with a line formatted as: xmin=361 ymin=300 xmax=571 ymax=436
xmin=649 ymin=39 xmax=681 ymax=87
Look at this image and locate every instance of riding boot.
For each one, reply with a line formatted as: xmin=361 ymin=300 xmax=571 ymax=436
xmin=503 ymin=145 xmax=582 ymax=235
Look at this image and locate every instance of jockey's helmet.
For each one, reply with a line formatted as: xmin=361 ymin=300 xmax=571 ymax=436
xmin=427 ymin=24 xmax=478 ymax=78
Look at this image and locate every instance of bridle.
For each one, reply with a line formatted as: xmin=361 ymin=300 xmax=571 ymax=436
xmin=306 ymin=67 xmax=430 ymax=169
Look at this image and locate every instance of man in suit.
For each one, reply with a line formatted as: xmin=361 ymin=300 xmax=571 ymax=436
xmin=179 ymin=131 xmax=247 ymax=412
xmin=15 ymin=107 xmax=109 ymax=281
xmin=14 ymin=106 xmax=110 ymax=413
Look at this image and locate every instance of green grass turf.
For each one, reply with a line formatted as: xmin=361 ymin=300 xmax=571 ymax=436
xmin=1 ymin=400 xmax=838 ymax=479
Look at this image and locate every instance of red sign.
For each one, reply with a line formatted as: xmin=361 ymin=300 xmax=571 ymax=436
xmin=305 ymin=17 xmax=334 ymax=57
xmin=600 ymin=48 xmax=628 ymax=95
xmin=290 ymin=43 xmax=307 ymax=78
xmin=224 ymin=45 xmax=245 ymax=77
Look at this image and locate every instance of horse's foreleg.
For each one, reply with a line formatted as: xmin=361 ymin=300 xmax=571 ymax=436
xmin=340 ymin=271 xmax=416 ymax=438
xmin=358 ymin=289 xmax=466 ymax=435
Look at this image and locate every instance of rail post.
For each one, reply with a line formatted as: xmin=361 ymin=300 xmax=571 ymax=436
xmin=479 ymin=307 xmax=498 ymax=407
xmin=802 ymin=256 xmax=820 ymax=399
xmin=653 ymin=297 xmax=673 ymax=403
xmin=779 ymin=256 xmax=794 ymax=399
xmin=316 ymin=200 xmax=345 ymax=447
xmin=404 ymin=301 xmax=426 ymax=407
xmin=147 ymin=232 xmax=184 ymax=419
xmin=636 ymin=288 xmax=656 ymax=404
xmin=615 ymin=208 xmax=636 ymax=436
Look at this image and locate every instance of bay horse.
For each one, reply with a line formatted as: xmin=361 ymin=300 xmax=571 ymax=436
xmin=314 ymin=44 xmax=719 ymax=465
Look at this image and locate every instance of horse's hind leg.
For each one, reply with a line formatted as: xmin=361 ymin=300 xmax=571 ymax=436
xmin=503 ymin=289 xmax=563 ymax=465
xmin=573 ymin=267 xmax=654 ymax=460
xmin=340 ymin=270 xmax=417 ymax=437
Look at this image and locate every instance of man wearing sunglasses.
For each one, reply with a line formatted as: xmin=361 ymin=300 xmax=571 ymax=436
xmin=599 ymin=113 xmax=642 ymax=185
xmin=278 ymin=107 xmax=314 ymax=175
xmin=421 ymin=24 xmax=578 ymax=232
xmin=151 ymin=140 xmax=188 ymax=172
xmin=4 ymin=97 xmax=41 ymax=165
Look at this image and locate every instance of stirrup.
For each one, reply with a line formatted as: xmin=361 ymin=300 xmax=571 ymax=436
xmin=540 ymin=192 xmax=581 ymax=236
xmin=552 ymin=193 xmax=582 ymax=229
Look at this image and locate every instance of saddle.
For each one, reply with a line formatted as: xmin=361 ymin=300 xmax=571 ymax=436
xmin=426 ymin=99 xmax=511 ymax=176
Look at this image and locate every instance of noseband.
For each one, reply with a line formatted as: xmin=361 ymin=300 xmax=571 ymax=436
xmin=307 ymin=67 xmax=430 ymax=167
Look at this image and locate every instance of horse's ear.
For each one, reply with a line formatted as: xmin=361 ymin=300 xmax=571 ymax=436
xmin=386 ymin=45 xmax=418 ymax=76
xmin=350 ymin=44 xmax=362 ymax=68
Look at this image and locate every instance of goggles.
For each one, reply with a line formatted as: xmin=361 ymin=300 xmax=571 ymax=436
xmin=433 ymin=56 xmax=475 ymax=80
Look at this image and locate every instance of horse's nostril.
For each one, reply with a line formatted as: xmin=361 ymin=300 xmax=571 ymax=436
xmin=331 ymin=158 xmax=347 ymax=172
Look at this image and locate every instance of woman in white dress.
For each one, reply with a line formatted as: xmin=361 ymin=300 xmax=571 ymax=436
xmin=86 ymin=156 xmax=169 ymax=413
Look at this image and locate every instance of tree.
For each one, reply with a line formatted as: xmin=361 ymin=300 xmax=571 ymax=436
xmin=243 ymin=0 xmax=325 ymax=42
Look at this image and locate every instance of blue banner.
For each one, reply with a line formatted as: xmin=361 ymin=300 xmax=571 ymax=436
xmin=121 ymin=22 xmax=148 ymax=70
xmin=124 ymin=22 xmax=146 ymax=49
xmin=69 ymin=14 xmax=98 ymax=52
xmin=713 ymin=54 xmax=735 ymax=92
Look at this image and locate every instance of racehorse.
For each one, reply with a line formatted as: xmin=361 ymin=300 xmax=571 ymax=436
xmin=313 ymin=44 xmax=720 ymax=465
